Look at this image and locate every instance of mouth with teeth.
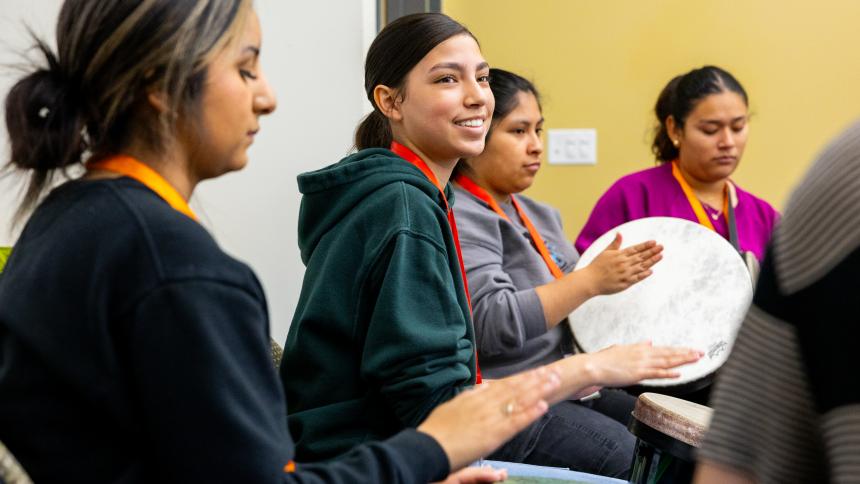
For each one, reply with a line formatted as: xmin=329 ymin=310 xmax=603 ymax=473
xmin=454 ymin=118 xmax=484 ymax=128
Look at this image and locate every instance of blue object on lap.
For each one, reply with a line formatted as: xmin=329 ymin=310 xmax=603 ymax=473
xmin=476 ymin=460 xmax=626 ymax=483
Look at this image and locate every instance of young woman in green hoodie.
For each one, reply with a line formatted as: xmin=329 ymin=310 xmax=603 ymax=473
xmin=282 ymin=12 xmax=702 ymax=473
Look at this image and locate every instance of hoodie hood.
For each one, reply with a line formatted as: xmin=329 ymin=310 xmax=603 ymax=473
xmin=296 ymin=148 xmax=452 ymax=264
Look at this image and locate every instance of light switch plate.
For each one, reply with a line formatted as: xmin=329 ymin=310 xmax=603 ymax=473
xmin=548 ymin=129 xmax=597 ymax=165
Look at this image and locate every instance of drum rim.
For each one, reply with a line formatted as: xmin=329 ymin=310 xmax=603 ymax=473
xmin=575 ymin=216 xmax=746 ymax=268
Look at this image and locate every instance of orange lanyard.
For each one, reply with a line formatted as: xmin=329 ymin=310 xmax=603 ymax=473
xmin=454 ymin=173 xmax=564 ymax=280
xmin=87 ymin=155 xmax=198 ymax=221
xmin=671 ymin=161 xmax=728 ymax=232
xmin=390 ymin=142 xmax=481 ymax=384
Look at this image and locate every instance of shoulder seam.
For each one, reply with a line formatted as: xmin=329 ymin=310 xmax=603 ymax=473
xmin=400 ymin=182 xmax=412 ymax=227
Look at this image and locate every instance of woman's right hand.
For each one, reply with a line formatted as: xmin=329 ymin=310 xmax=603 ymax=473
xmin=582 ymin=341 xmax=703 ymax=387
xmin=583 ymin=233 xmax=663 ymax=296
xmin=417 ymin=366 xmax=561 ymax=472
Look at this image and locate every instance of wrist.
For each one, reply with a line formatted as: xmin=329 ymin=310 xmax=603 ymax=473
xmin=581 ymin=355 xmax=604 ymax=385
xmin=580 ymin=266 xmax=602 ymax=298
xmin=553 ymin=354 xmax=601 ymax=399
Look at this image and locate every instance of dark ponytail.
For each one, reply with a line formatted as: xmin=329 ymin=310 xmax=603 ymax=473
xmin=652 ymin=75 xmax=683 ymax=163
xmin=355 ymin=110 xmax=393 ymax=152
xmin=4 ymin=0 xmax=251 ymax=222
xmin=355 ymin=13 xmax=476 ymax=150
xmin=5 ymin=39 xmax=86 ymax=212
xmin=651 ymin=65 xmax=748 ymax=162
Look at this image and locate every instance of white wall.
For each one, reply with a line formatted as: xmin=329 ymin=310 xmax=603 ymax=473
xmin=0 ymin=2 xmax=57 ymax=245
xmin=0 ymin=0 xmax=376 ymax=343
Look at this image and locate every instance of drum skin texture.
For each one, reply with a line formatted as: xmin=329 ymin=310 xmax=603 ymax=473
xmin=569 ymin=217 xmax=752 ymax=387
xmin=632 ymin=393 xmax=712 ymax=448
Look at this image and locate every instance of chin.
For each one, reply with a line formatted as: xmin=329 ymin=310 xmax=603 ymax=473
xmin=713 ymin=165 xmax=737 ymax=179
xmin=456 ymin=140 xmax=486 ymax=159
xmin=209 ymin=158 xmax=249 ymax=180
xmin=228 ymin=153 xmax=251 ymax=172
xmin=233 ymin=159 xmax=250 ymax=172
xmin=515 ymin=182 xmax=533 ymax=193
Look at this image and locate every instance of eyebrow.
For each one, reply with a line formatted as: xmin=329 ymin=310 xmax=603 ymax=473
xmin=243 ymin=46 xmax=260 ymax=58
xmin=509 ymin=118 xmax=544 ymax=126
xmin=429 ymin=61 xmax=490 ymax=73
xmin=698 ymin=116 xmax=747 ymax=125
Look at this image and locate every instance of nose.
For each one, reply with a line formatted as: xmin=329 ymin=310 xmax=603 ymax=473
xmin=717 ymin=126 xmax=735 ymax=149
xmin=253 ymin=69 xmax=277 ymax=116
xmin=528 ymin=130 xmax=543 ymax=156
xmin=464 ymin=77 xmax=489 ymax=109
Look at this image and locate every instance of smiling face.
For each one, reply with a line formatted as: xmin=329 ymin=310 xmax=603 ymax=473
xmin=182 ymin=11 xmax=277 ymax=181
xmin=466 ymin=91 xmax=543 ymax=201
xmin=670 ymin=90 xmax=748 ymax=184
xmin=386 ymin=33 xmax=493 ymax=167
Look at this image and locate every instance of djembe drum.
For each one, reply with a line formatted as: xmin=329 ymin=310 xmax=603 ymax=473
xmin=627 ymin=393 xmax=712 ymax=483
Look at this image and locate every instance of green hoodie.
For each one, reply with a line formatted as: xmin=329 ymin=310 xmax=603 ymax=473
xmin=282 ymin=148 xmax=477 ymax=462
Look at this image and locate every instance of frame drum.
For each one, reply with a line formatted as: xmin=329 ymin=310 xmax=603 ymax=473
xmin=569 ymin=217 xmax=752 ymax=389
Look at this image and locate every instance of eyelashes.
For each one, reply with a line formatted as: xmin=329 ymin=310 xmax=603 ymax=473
xmin=434 ymin=74 xmax=491 ymax=84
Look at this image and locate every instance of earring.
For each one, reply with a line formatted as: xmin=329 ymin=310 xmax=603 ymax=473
xmin=672 ymin=139 xmax=679 ymax=147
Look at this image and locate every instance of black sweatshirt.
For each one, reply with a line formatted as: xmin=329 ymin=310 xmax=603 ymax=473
xmin=0 ymin=178 xmax=449 ymax=483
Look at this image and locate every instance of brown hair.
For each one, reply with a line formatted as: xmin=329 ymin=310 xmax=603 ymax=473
xmin=456 ymin=68 xmax=541 ymax=176
xmin=355 ymin=13 xmax=476 ymax=150
xmin=652 ymin=65 xmax=748 ymax=162
xmin=4 ymin=0 xmax=252 ymax=219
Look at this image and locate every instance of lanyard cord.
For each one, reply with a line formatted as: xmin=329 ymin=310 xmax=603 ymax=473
xmin=87 ymin=155 xmax=197 ymax=221
xmin=390 ymin=142 xmax=482 ymax=384
xmin=454 ymin=173 xmax=564 ymax=279
xmin=671 ymin=161 xmax=740 ymax=251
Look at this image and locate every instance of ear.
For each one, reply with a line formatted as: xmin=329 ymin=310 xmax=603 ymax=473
xmin=146 ymin=89 xmax=170 ymax=115
xmin=373 ymin=85 xmax=402 ymax=122
xmin=665 ymin=115 xmax=681 ymax=144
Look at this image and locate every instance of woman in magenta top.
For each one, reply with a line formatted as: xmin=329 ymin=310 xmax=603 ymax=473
xmin=575 ymin=66 xmax=778 ymax=262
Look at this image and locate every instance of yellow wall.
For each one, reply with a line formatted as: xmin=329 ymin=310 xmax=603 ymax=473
xmin=444 ymin=0 xmax=860 ymax=239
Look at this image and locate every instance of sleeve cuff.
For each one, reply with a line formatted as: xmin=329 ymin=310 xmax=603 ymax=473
xmin=388 ymin=429 xmax=451 ymax=482
xmin=515 ymin=289 xmax=547 ymax=340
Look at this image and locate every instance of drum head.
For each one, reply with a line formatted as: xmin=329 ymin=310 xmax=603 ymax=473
xmin=632 ymin=393 xmax=713 ymax=448
xmin=569 ymin=217 xmax=752 ymax=386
